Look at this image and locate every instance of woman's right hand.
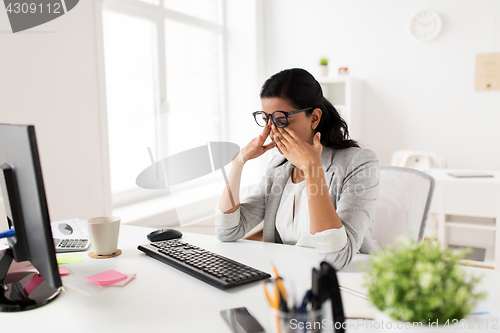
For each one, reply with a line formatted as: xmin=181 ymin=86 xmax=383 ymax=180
xmin=239 ymin=123 xmax=275 ymax=164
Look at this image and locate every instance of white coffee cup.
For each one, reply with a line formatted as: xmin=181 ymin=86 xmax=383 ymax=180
xmin=87 ymin=216 xmax=121 ymax=256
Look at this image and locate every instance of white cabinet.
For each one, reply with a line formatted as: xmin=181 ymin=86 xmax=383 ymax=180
xmin=428 ymin=169 xmax=500 ymax=269
xmin=317 ymin=76 xmax=363 ymax=143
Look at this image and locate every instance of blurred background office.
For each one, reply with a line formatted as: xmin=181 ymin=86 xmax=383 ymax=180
xmin=0 ymin=1 xmax=499 ymax=250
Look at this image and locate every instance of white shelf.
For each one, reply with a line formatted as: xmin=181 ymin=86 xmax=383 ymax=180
xmin=316 ymin=75 xmax=363 ymax=142
xmin=450 ymin=242 xmax=496 ymax=268
xmin=445 ymin=215 xmax=496 ymax=231
xmin=460 ymin=258 xmax=495 ymax=269
xmin=431 ymin=171 xmax=500 ymax=269
xmin=446 ymin=222 xmax=496 ymax=231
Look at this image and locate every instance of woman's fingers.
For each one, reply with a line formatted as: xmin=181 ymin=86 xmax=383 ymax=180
xmin=263 ymin=141 xmax=275 ymax=152
xmin=272 ymin=125 xmax=287 ymax=144
xmin=276 ymin=127 xmax=295 ymax=144
xmin=273 ymin=126 xmax=298 ymax=151
xmin=271 ymin=131 xmax=287 ymax=154
xmin=281 ymin=126 xmax=299 ymax=140
xmin=274 ymin=134 xmax=287 ymax=151
xmin=260 ymin=123 xmax=271 ymax=141
xmin=255 ymin=124 xmax=270 ymax=148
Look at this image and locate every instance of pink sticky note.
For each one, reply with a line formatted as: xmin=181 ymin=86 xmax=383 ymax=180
xmin=85 ymin=269 xmax=127 ymax=286
xmin=23 ymin=274 xmax=45 ymax=295
xmin=109 ymin=273 xmax=136 ymax=287
xmin=59 ymin=265 xmax=70 ymax=276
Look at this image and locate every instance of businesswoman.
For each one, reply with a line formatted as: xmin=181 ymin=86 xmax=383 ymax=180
xmin=216 ymin=68 xmax=380 ymax=269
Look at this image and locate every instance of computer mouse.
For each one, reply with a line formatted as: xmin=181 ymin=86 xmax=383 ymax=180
xmin=147 ymin=228 xmax=182 ymax=242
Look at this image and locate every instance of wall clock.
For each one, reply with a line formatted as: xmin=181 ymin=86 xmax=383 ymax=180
xmin=409 ymin=10 xmax=442 ymax=41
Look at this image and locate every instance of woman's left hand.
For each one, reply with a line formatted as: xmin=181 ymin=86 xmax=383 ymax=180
xmin=272 ymin=125 xmax=323 ymax=172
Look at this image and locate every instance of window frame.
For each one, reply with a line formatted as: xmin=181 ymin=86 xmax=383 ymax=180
xmin=96 ymin=0 xmax=227 ymax=208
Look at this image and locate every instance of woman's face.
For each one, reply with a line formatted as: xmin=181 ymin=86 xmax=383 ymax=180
xmin=261 ymin=97 xmax=321 ymax=155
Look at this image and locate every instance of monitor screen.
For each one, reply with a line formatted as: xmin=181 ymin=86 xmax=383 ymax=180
xmin=0 ymin=123 xmax=62 ymax=311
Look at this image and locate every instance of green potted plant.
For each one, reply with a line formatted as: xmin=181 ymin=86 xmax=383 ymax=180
xmin=318 ymin=57 xmax=329 ymax=77
xmin=365 ymin=237 xmax=485 ymax=331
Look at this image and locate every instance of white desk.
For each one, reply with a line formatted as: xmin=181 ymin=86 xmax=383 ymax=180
xmin=1 ymin=225 xmax=499 ymax=333
xmin=428 ymin=169 xmax=500 ymax=268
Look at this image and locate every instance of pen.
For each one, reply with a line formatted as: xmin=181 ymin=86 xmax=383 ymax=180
xmin=0 ymin=228 xmax=16 ymax=239
xmin=298 ymin=289 xmax=311 ymax=313
xmin=263 ymin=278 xmax=289 ymax=312
xmin=339 ymin=286 xmax=368 ymax=299
xmin=277 ymin=284 xmax=288 ymax=313
xmin=264 ymin=278 xmax=286 ymax=333
xmin=272 ymin=264 xmax=288 ymax=301
xmin=263 ymin=282 xmax=279 ymax=310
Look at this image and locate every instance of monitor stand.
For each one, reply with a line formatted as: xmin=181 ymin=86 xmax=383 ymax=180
xmin=0 ymin=248 xmax=61 ymax=312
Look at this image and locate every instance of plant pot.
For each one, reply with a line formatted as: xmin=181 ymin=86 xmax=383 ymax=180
xmin=318 ymin=65 xmax=329 ymax=77
xmin=373 ymin=310 xmax=468 ymax=333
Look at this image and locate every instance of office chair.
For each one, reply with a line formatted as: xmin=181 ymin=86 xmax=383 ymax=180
xmin=371 ymin=166 xmax=435 ymax=245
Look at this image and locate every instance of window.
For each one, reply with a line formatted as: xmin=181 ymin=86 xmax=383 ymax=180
xmin=101 ymin=0 xmax=225 ymax=207
xmin=164 ymin=0 xmax=219 ymax=23
xmin=102 ymin=11 xmax=157 ymax=196
xmin=164 ymin=20 xmax=221 ymax=155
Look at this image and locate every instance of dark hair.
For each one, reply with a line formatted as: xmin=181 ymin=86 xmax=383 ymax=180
xmin=260 ymin=68 xmax=359 ymax=149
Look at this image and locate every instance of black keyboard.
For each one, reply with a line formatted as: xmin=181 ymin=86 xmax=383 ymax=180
xmin=137 ymin=239 xmax=271 ymax=290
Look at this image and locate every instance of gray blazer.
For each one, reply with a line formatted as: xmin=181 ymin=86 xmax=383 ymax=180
xmin=216 ymin=146 xmax=381 ymax=269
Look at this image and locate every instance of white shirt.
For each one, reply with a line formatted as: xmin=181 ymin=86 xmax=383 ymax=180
xmin=275 ymin=176 xmax=348 ymax=253
xmin=275 ymin=176 xmax=313 ymax=247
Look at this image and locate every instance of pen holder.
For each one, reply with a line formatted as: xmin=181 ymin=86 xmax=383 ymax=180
xmin=271 ymin=306 xmax=333 ymax=333
xmin=266 ymin=262 xmax=344 ymax=333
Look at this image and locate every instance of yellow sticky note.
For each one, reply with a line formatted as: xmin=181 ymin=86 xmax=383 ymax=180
xmin=57 ymin=254 xmax=83 ymax=265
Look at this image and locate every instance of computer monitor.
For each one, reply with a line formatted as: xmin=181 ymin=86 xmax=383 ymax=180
xmin=0 ymin=123 xmax=62 ymax=312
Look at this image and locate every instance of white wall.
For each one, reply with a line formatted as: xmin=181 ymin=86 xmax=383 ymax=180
xmin=225 ymin=0 xmax=274 ymax=187
xmin=262 ymin=0 xmax=500 ymax=169
xmin=0 ymin=1 xmax=110 ymax=221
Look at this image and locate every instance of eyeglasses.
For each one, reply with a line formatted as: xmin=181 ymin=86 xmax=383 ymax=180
xmin=252 ymin=107 xmax=313 ymax=128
